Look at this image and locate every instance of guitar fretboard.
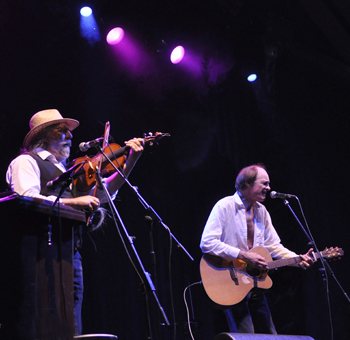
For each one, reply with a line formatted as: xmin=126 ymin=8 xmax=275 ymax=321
xmin=267 ymin=256 xmax=300 ymax=269
xmin=267 ymin=251 xmax=329 ymax=269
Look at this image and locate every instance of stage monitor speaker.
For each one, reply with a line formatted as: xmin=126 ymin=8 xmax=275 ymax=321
xmin=214 ymin=333 xmax=315 ymax=340
xmin=74 ymin=335 xmax=118 ymax=339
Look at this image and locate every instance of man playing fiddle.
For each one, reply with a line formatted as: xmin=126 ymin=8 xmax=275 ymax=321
xmin=6 ymin=109 xmax=144 ymax=335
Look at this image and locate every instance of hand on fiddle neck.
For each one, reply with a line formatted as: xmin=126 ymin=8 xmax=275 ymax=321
xmin=124 ymin=137 xmax=144 ymax=165
xmin=104 ymin=137 xmax=144 ymax=193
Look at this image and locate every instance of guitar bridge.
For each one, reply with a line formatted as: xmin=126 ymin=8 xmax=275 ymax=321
xmin=229 ymin=261 xmax=239 ymax=285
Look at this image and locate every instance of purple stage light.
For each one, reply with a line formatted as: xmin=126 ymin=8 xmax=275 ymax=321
xmin=170 ymin=46 xmax=185 ymax=64
xmin=106 ymin=27 xmax=125 ymax=45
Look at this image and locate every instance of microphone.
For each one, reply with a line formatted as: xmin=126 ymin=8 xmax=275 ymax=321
xmin=79 ymin=137 xmax=105 ymax=152
xmin=46 ymin=162 xmax=84 ymax=191
xmin=270 ymin=191 xmax=296 ymax=199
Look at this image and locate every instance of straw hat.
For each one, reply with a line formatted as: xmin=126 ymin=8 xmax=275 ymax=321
xmin=23 ymin=109 xmax=80 ymax=148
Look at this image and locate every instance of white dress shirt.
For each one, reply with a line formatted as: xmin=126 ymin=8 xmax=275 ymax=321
xmin=6 ymin=148 xmax=68 ymax=203
xmin=6 ymin=148 xmax=113 ymax=203
xmin=200 ymin=192 xmax=297 ymax=260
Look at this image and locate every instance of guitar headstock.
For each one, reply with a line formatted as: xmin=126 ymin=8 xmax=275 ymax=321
xmin=143 ymin=132 xmax=171 ymax=146
xmin=320 ymin=247 xmax=344 ymax=261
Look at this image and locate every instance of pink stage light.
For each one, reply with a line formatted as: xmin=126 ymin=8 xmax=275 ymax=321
xmin=106 ymin=27 xmax=125 ymax=45
xmin=170 ymin=46 xmax=185 ymax=64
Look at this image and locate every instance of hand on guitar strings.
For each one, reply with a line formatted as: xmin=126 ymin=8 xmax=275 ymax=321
xmin=238 ymin=250 xmax=268 ymax=270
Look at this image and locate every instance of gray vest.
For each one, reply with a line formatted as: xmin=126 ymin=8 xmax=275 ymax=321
xmin=30 ymin=153 xmax=73 ymax=198
xmin=30 ymin=153 xmax=83 ymax=249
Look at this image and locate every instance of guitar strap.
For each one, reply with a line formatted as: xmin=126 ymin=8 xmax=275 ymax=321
xmin=246 ymin=206 xmax=255 ymax=249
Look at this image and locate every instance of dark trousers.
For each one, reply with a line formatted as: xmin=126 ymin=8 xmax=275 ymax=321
xmin=73 ymin=251 xmax=84 ymax=335
xmin=224 ymin=289 xmax=277 ymax=334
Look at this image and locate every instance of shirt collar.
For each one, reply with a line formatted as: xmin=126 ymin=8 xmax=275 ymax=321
xmin=234 ymin=191 xmax=245 ymax=208
xmin=234 ymin=191 xmax=261 ymax=210
xmin=33 ymin=147 xmax=66 ymax=169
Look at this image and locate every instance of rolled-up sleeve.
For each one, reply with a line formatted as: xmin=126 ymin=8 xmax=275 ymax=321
xmin=6 ymin=155 xmax=59 ymax=203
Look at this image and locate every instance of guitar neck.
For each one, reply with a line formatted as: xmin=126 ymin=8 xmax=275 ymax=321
xmin=267 ymin=248 xmax=343 ymax=270
xmin=267 ymin=256 xmax=301 ymax=269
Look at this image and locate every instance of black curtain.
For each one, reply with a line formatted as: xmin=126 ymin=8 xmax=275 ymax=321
xmin=1 ymin=1 xmax=350 ymax=339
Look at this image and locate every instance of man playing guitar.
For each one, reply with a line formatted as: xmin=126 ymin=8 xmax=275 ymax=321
xmin=200 ymin=164 xmax=314 ymax=334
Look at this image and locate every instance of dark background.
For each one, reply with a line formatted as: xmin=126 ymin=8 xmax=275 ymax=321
xmin=1 ymin=1 xmax=350 ymax=339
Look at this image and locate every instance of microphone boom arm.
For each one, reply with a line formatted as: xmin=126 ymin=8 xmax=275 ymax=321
xmin=95 ymin=144 xmax=194 ymax=261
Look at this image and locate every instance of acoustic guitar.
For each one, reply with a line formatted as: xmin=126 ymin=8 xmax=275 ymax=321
xmin=200 ymin=246 xmax=343 ymax=307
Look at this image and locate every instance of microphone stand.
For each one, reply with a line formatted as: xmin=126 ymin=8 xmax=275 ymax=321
xmin=283 ymin=198 xmax=350 ymax=304
xmin=51 ymin=162 xmax=86 ymax=210
xmin=94 ymin=165 xmax=170 ymax=336
xmin=51 ymin=181 xmax=71 ymax=210
xmin=95 ymin=158 xmax=170 ymax=332
xmin=93 ymin=145 xmax=194 ymax=338
xmin=95 ymin=145 xmax=194 ymax=262
xmin=95 ymin=145 xmax=194 ymax=333
xmin=94 ymin=162 xmax=168 ymax=324
xmin=283 ymin=199 xmax=313 ymax=243
xmin=49 ymin=181 xmax=72 ymax=247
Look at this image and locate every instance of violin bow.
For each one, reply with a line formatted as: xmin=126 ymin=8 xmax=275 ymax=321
xmin=87 ymin=121 xmax=110 ymax=226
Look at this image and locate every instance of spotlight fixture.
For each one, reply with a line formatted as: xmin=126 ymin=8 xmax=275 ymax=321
xmin=80 ymin=6 xmax=100 ymax=44
xmin=247 ymin=73 xmax=257 ymax=82
xmin=170 ymin=46 xmax=185 ymax=64
xmin=80 ymin=6 xmax=92 ymax=17
xmin=106 ymin=27 xmax=125 ymax=45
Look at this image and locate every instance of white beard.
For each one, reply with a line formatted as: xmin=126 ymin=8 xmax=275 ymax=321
xmin=48 ymin=142 xmax=71 ymax=163
xmin=60 ymin=145 xmax=71 ymax=160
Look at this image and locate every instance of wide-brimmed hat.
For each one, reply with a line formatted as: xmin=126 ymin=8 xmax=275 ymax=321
xmin=23 ymin=109 xmax=80 ymax=148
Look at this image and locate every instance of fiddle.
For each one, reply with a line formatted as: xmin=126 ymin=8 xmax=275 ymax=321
xmin=72 ymin=132 xmax=170 ymax=192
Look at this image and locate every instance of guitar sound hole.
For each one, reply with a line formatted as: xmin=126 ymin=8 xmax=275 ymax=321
xmin=246 ymin=267 xmax=261 ymax=277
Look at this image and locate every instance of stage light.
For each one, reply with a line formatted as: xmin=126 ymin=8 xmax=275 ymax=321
xmin=106 ymin=27 xmax=125 ymax=45
xmin=170 ymin=46 xmax=185 ymax=64
xmin=80 ymin=6 xmax=92 ymax=17
xmin=247 ymin=73 xmax=257 ymax=82
xmin=107 ymin=29 xmax=154 ymax=80
xmin=80 ymin=7 xmax=100 ymax=44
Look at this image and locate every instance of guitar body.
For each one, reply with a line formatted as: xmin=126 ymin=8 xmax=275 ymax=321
xmin=200 ymin=246 xmax=343 ymax=308
xmin=200 ymin=247 xmax=273 ymax=307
